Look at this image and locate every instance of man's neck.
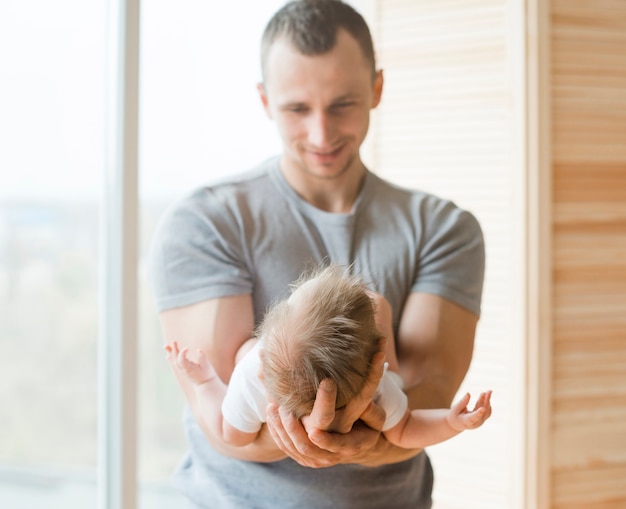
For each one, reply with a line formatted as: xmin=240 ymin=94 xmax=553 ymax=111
xmin=279 ymin=158 xmax=366 ymax=214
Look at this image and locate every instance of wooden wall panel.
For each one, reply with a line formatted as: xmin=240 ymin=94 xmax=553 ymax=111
xmin=368 ymin=0 xmax=626 ymax=506
xmin=551 ymin=0 xmax=626 ymax=507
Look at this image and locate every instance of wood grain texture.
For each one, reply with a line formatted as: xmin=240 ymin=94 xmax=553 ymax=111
xmin=551 ymin=0 xmax=626 ymax=507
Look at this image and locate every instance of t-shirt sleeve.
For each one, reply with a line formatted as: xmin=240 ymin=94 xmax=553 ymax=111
xmin=148 ymin=189 xmax=252 ymax=312
xmin=221 ymin=345 xmax=267 ymax=434
xmin=376 ymin=368 xmax=409 ymax=432
xmin=413 ymin=198 xmax=485 ymax=316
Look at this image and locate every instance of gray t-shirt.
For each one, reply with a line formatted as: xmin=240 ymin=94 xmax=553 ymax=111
xmin=149 ymin=156 xmax=485 ymax=509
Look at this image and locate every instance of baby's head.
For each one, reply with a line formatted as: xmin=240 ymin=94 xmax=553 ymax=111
xmin=258 ymin=265 xmax=381 ymax=419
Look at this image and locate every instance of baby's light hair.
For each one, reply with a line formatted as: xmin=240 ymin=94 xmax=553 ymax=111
xmin=258 ymin=265 xmax=381 ymax=418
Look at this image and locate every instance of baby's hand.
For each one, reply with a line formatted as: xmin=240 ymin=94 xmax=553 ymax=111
xmin=164 ymin=341 xmax=216 ymax=386
xmin=447 ymin=391 xmax=492 ymax=431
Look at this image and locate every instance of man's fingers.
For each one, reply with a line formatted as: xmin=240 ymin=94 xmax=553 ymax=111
xmin=267 ymin=404 xmax=310 ymax=458
xmin=344 ymin=350 xmax=385 ymax=417
xmin=308 ymin=379 xmax=337 ymax=429
xmin=308 ymin=349 xmax=386 ymax=434
xmin=309 ymin=421 xmax=380 ymax=456
xmin=358 ymin=400 xmax=386 ymax=431
xmin=362 ymin=350 xmax=385 ymax=400
xmin=266 ymin=404 xmax=295 ymax=454
xmin=279 ymin=406 xmax=321 ymax=458
xmin=266 ymin=403 xmax=335 ymax=468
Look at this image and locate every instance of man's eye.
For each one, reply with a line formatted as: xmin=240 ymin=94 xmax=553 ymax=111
xmin=287 ymin=107 xmax=307 ymax=113
xmin=331 ymin=102 xmax=354 ymax=113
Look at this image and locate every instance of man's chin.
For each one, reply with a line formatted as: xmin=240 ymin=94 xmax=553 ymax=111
xmin=301 ymin=157 xmax=357 ymax=180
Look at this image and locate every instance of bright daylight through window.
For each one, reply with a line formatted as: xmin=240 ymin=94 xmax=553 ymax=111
xmin=0 ymin=0 xmax=282 ymax=507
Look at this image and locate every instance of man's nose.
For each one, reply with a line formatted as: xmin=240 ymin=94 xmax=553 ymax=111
xmin=307 ymin=112 xmax=334 ymax=148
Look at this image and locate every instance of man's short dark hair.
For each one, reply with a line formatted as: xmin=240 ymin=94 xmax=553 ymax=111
xmin=261 ymin=0 xmax=377 ymax=82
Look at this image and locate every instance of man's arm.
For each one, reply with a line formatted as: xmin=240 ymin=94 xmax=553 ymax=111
xmin=164 ymin=340 xmax=261 ymax=447
xmin=159 ymin=294 xmax=286 ymax=462
xmin=267 ymin=291 xmax=478 ymax=467
xmin=396 ymin=292 xmax=478 ymax=410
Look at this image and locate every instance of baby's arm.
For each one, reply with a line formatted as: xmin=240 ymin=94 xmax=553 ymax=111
xmin=383 ymin=391 xmax=492 ymax=449
xmin=165 ymin=341 xmax=259 ymax=447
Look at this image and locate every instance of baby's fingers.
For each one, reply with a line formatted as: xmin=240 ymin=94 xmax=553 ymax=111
xmin=176 ymin=346 xmax=195 ymax=371
xmin=451 ymin=392 xmax=471 ymax=415
xmin=164 ymin=344 xmax=173 ymax=359
xmin=163 ymin=341 xmax=175 ymax=356
xmin=464 ymin=407 xmax=487 ymax=428
xmin=473 ymin=391 xmax=493 ymax=417
xmin=164 ymin=341 xmax=182 ymax=364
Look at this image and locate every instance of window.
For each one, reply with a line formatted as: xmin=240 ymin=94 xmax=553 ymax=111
xmin=1 ymin=1 xmax=282 ymax=507
xmin=137 ymin=0 xmax=283 ymax=506
xmin=0 ymin=0 xmax=105 ymax=506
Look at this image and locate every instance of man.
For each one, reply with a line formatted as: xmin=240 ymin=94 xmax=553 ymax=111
xmin=149 ymin=1 xmax=485 ymax=507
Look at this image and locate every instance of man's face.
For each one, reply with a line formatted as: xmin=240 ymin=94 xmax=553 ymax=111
xmin=259 ymin=29 xmax=383 ymax=182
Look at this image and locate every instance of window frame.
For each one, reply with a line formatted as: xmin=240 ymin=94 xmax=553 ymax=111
xmin=98 ymin=0 xmax=140 ymax=507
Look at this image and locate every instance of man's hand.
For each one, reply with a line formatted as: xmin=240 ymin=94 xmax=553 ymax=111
xmin=265 ymin=348 xmax=396 ymax=468
xmin=303 ymin=348 xmax=386 ymax=434
xmin=265 ymin=402 xmax=386 ymax=468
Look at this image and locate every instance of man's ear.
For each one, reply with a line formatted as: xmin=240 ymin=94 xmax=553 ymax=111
xmin=257 ymin=82 xmax=272 ymax=119
xmin=372 ymin=69 xmax=384 ymax=109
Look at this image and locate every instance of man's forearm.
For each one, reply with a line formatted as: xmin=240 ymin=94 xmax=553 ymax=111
xmin=177 ymin=367 xmax=286 ymax=463
xmin=405 ymin=373 xmax=462 ymax=410
xmin=191 ymin=403 xmax=287 ymax=463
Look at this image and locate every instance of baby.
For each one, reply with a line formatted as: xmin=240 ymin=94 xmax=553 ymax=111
xmin=165 ymin=265 xmax=492 ymax=448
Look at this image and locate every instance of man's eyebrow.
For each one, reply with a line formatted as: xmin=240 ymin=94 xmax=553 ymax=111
xmin=332 ymin=94 xmax=358 ymax=102
xmin=278 ymin=94 xmax=360 ymax=109
xmin=278 ymin=101 xmax=307 ymax=110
